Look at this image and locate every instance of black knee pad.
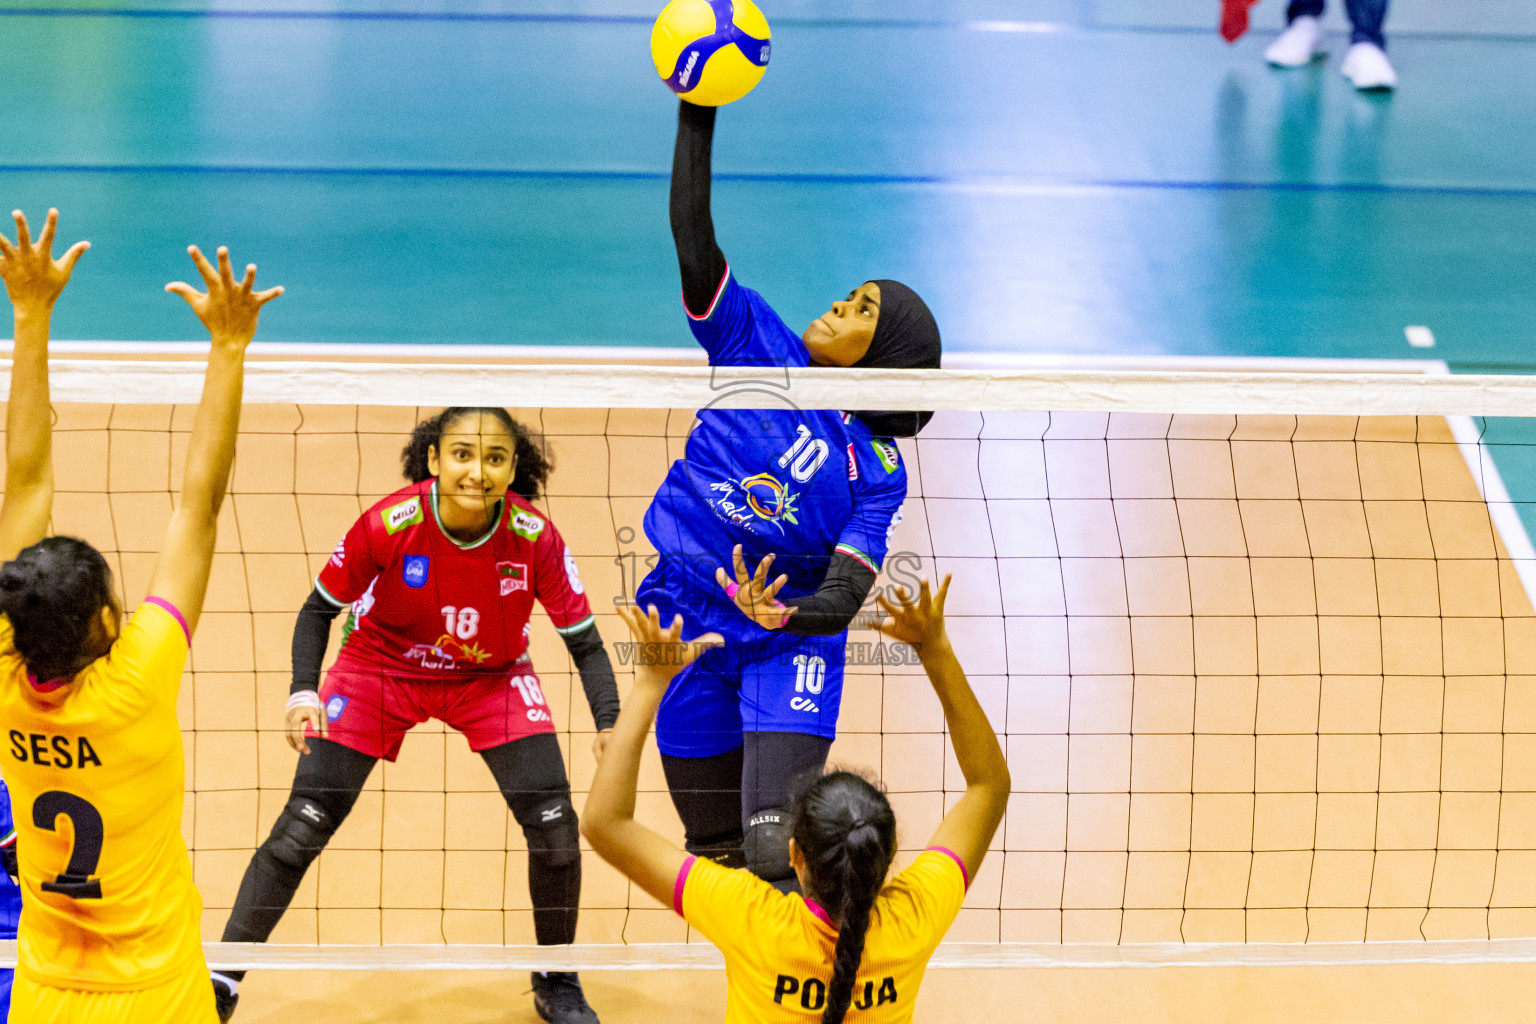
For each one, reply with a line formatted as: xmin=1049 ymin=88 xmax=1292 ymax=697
xmin=744 ymin=807 xmax=792 ymax=882
xmin=266 ymin=797 xmax=336 ymax=872
xmin=515 ymin=795 xmax=581 ymax=870
xmin=687 ymin=829 xmax=746 ymax=869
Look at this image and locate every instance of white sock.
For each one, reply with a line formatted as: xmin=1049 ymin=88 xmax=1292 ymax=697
xmin=211 ymin=971 xmax=240 ymax=995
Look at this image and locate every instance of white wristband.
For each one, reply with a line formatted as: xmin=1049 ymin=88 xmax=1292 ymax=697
xmin=286 ymin=690 xmax=323 ymax=713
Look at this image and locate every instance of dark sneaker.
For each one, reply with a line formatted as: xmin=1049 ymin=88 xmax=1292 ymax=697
xmin=212 ymin=976 xmax=239 ymax=1022
xmin=531 ymin=971 xmax=600 ymax=1024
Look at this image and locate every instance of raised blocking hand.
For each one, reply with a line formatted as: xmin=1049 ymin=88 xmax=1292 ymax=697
xmin=872 ymin=574 xmax=953 ymax=655
xmin=715 ymin=544 xmax=797 ymax=630
xmin=615 ymin=602 xmax=722 ymax=689
xmin=165 ymin=245 xmax=283 ymax=346
xmin=0 ymin=209 xmax=90 ymax=315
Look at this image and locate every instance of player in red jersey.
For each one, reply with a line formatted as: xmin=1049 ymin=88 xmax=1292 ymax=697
xmin=215 ymin=407 xmax=618 ymax=1024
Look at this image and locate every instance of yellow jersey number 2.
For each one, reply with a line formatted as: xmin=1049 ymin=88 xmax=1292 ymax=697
xmin=33 ymin=791 xmax=105 ymax=899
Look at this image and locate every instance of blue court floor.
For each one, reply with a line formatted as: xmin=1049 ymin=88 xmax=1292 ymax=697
xmin=1 ymin=0 xmax=1534 ymax=367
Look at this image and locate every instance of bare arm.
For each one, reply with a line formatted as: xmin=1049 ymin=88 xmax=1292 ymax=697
xmin=580 ymin=604 xmax=722 ymax=907
xmin=147 ymin=246 xmax=282 ymax=634
xmin=0 ymin=209 xmax=89 ymax=562
xmin=875 ymin=577 xmax=1010 ymax=881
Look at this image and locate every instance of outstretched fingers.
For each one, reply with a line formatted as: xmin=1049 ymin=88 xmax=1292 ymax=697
xmin=58 ymin=240 xmax=91 ymax=274
xmin=12 ymin=211 xmax=31 ymax=251
xmin=216 ymin=246 xmax=236 ymax=291
xmin=760 ymin=572 xmax=790 ymax=605
xmin=751 ymin=552 xmax=777 ymax=593
xmin=254 ymin=284 xmax=285 ymax=306
xmin=731 ymin=544 xmax=749 ymax=585
xmin=187 ymin=246 xmax=220 ymax=290
xmin=931 ymin=573 xmax=953 ymax=616
xmin=37 ymin=209 xmax=57 ymax=253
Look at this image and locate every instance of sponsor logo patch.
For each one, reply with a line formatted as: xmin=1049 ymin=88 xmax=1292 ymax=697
xmin=563 ymin=546 xmax=585 ymax=595
xmin=707 ymin=474 xmax=802 ymax=532
xmin=511 ymin=509 xmax=546 ymax=542
xmin=329 ymin=539 xmax=346 ymax=568
xmin=498 ymin=560 xmax=528 ymax=596
xmin=405 ymin=643 xmax=457 ymax=671
xmin=325 ymin=695 xmax=350 ymax=722
xmin=846 ymin=443 xmax=859 ymax=480
xmin=383 ymin=497 xmax=424 ymax=535
xmin=871 ymin=440 xmax=900 ymax=474
xmin=403 ymin=555 xmax=429 ymax=588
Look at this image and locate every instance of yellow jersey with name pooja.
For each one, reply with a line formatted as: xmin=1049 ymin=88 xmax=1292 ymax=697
xmin=676 ymin=848 xmax=969 ymax=1023
xmin=0 ymin=598 xmax=206 ymax=991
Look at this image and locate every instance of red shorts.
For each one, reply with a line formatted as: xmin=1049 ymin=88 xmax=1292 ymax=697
xmin=312 ymin=656 xmax=556 ymax=761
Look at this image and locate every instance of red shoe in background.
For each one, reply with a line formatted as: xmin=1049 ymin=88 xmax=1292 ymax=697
xmin=1221 ymin=0 xmax=1260 ymax=42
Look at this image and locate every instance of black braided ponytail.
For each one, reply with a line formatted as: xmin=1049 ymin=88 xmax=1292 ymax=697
xmin=0 ymin=536 xmax=115 ymax=683
xmin=400 ymin=407 xmax=552 ymax=500
xmin=790 ymin=770 xmax=897 ymax=1024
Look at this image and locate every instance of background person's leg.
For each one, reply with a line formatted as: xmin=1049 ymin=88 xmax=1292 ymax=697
xmin=221 ymin=738 xmax=377 ymax=946
xmin=660 ymin=746 xmax=746 ymax=867
xmin=481 ymin=733 xmax=582 ymax=947
xmin=655 ymin=645 xmax=748 ymax=866
xmin=741 ymin=731 xmax=833 ymax=893
xmin=1344 ymin=0 xmax=1388 ymax=48
xmin=481 ymin=734 xmax=599 ymax=1024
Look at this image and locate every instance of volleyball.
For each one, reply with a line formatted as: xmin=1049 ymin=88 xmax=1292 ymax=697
xmin=651 ymin=0 xmax=771 ymax=106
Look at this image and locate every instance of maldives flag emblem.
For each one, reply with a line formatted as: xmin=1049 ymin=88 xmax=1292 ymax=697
xmin=498 ymin=561 xmax=528 ymax=596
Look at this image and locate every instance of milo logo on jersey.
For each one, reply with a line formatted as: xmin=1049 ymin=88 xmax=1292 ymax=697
xmin=511 ymin=509 xmax=546 ymax=542
xmin=707 ymin=472 xmax=801 ymax=533
xmin=383 ymin=497 xmax=424 ymax=535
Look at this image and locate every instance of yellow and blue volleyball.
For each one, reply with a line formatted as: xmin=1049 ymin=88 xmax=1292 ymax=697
xmin=651 ymin=0 xmax=771 ymax=107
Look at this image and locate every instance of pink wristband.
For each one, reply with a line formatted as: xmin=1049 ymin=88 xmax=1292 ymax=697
xmin=725 ymin=581 xmax=741 ymax=600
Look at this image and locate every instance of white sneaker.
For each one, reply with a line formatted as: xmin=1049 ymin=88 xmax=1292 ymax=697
xmin=1264 ymin=15 xmax=1325 ymax=67
xmin=1341 ymin=42 xmax=1397 ymax=90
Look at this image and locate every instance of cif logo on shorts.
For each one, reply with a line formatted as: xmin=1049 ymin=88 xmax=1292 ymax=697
xmin=403 ymin=555 xmax=429 ymax=588
xmin=498 ymin=561 xmax=528 ymax=596
xmin=326 ymin=695 xmax=349 ymax=722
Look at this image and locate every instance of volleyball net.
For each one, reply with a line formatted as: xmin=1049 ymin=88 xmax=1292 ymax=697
xmin=13 ymin=353 xmax=1536 ymax=970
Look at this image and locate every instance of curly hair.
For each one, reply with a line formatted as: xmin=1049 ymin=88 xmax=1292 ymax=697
xmin=399 ymin=407 xmax=552 ymax=500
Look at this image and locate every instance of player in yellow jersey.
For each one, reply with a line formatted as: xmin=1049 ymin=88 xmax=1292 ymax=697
xmin=0 ymin=208 xmax=282 ymax=1022
xmin=585 ymin=576 xmax=1011 ymax=1023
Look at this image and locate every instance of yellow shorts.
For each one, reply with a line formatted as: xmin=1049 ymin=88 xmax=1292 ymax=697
xmin=11 ymin=966 xmax=217 ymax=1023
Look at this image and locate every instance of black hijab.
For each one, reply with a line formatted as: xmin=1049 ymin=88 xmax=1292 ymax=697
xmin=850 ymin=279 xmax=940 ymax=438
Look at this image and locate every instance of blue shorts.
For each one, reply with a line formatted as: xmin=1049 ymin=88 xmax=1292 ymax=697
xmin=637 ymin=571 xmax=847 ymax=758
xmin=655 ymin=633 xmax=847 ymax=758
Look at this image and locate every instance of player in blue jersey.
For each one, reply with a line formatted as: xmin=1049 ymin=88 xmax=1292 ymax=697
xmin=634 ymin=100 xmax=942 ymax=891
xmin=0 ymin=778 xmax=19 ymax=1017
